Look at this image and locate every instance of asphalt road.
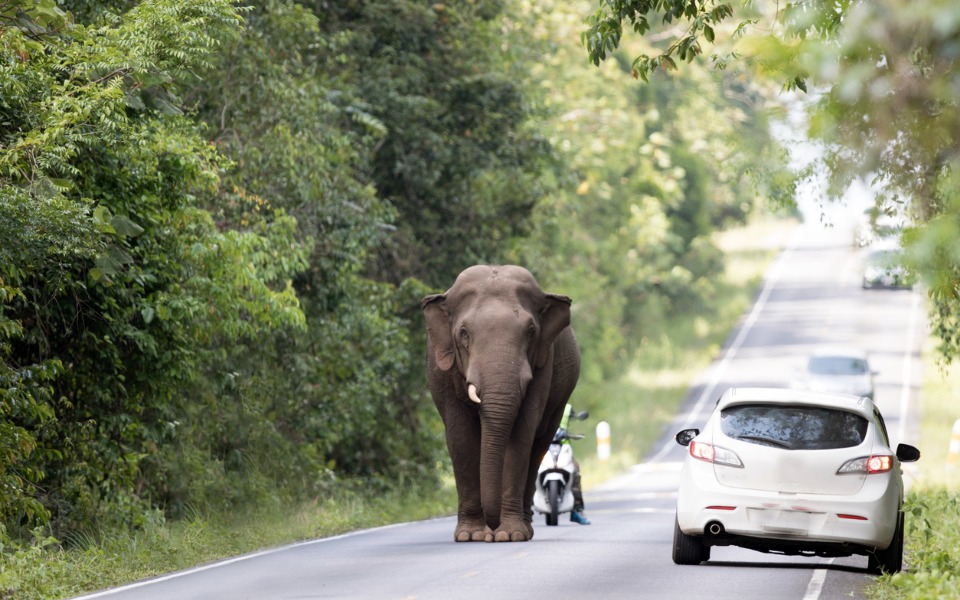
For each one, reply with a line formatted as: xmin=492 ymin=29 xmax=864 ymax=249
xmin=73 ymin=218 xmax=926 ymax=600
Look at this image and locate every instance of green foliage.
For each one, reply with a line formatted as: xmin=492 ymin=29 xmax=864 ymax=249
xmin=1 ymin=0 xmax=309 ymax=540
xmin=177 ymin=0 xmax=445 ymax=502
xmin=583 ymin=0 xmax=735 ymax=82
xmin=0 ymin=481 xmax=455 ymax=599
xmin=582 ymin=0 xmax=960 ymax=367
xmin=802 ymin=0 xmax=960 ymax=364
xmin=867 ymin=489 xmax=960 ymax=599
xmin=321 ymin=0 xmax=553 ymax=287
xmin=511 ymin=0 xmax=792 ymax=380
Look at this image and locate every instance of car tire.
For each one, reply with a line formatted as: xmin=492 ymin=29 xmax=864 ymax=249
xmin=673 ymin=516 xmax=706 ymax=565
xmin=868 ymin=511 xmax=904 ymax=574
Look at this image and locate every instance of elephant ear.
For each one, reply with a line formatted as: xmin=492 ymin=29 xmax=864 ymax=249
xmin=536 ymin=293 xmax=572 ymax=369
xmin=421 ymin=293 xmax=456 ymax=371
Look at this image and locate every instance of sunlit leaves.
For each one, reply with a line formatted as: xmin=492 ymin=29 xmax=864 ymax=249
xmin=583 ymin=0 xmax=733 ymax=81
xmin=516 ymin=0 xmax=790 ymax=381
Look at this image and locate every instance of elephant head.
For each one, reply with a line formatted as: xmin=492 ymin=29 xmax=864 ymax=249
xmin=422 ymin=265 xmax=577 ymax=541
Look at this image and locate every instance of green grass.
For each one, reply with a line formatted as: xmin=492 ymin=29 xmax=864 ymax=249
xmin=1 ymin=216 xmax=798 ymax=600
xmin=866 ymin=336 xmax=960 ymax=599
xmin=911 ymin=340 xmax=960 ymax=489
xmin=1 ymin=484 xmax=457 ymax=599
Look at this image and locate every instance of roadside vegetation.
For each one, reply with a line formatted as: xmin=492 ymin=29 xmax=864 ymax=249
xmin=8 ymin=1 xmax=960 ymax=599
xmin=867 ymin=343 xmax=960 ymax=600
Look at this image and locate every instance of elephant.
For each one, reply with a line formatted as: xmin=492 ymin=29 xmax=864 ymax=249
xmin=421 ymin=265 xmax=581 ymax=542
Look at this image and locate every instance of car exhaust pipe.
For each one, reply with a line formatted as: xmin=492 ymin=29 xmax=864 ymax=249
xmin=707 ymin=521 xmax=724 ymax=536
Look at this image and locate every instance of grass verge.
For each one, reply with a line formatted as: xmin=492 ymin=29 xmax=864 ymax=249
xmin=866 ymin=336 xmax=960 ymax=599
xmin=1 ymin=484 xmax=457 ymax=599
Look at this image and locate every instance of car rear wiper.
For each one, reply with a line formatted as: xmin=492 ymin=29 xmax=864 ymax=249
xmin=736 ymin=435 xmax=793 ymax=449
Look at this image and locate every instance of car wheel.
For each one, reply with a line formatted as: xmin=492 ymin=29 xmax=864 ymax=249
xmin=672 ymin=516 xmax=706 ymax=565
xmin=868 ymin=511 xmax=904 ymax=574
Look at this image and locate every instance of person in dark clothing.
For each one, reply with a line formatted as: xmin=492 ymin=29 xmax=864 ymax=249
xmin=559 ymin=404 xmax=590 ymax=525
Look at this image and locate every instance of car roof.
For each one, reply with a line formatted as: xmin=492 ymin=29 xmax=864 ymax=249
xmin=807 ymin=346 xmax=869 ymax=360
xmin=718 ymin=387 xmax=875 ymax=416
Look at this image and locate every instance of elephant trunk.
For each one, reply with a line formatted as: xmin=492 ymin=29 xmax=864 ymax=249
xmin=478 ymin=391 xmax=520 ymax=530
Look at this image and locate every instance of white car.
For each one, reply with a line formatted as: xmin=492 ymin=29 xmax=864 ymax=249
xmin=792 ymin=346 xmax=876 ymax=400
xmin=672 ymin=387 xmax=920 ymax=573
xmin=862 ymin=248 xmax=911 ymax=289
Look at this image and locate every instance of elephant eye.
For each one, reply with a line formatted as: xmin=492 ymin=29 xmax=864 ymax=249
xmin=459 ymin=327 xmax=469 ymax=347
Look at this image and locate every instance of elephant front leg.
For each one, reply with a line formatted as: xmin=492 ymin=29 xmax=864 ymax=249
xmin=444 ymin=411 xmax=487 ymax=542
xmin=453 ymin=476 xmax=487 ymax=543
xmin=453 ymin=471 xmax=487 ymax=542
xmin=486 ymin=438 xmax=535 ymax=542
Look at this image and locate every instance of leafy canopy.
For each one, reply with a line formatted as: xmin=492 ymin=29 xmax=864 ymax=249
xmin=582 ymin=0 xmax=960 ymax=363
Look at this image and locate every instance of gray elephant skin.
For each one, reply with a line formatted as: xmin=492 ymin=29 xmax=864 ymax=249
xmin=421 ymin=265 xmax=581 ymax=542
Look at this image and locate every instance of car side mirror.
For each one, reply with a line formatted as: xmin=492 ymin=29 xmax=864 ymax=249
xmin=896 ymin=443 xmax=920 ymax=463
xmin=675 ymin=428 xmax=700 ymax=446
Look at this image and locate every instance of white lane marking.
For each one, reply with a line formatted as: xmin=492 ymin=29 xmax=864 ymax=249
xmin=648 ymin=227 xmax=802 ymax=463
xmin=802 ymin=559 xmax=832 ymax=600
xmin=70 ymin=520 xmax=420 ymax=599
xmin=898 ymin=291 xmax=921 ymax=445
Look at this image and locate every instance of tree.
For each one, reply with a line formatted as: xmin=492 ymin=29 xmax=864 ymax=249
xmin=582 ymin=0 xmax=960 ymax=363
xmin=1 ymin=0 xmax=307 ymax=536
xmin=504 ymin=0 xmax=792 ymax=380
xmin=319 ymin=1 xmax=555 ymax=288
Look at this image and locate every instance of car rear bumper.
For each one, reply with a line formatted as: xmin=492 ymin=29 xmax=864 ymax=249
xmin=676 ymin=465 xmax=900 ymax=550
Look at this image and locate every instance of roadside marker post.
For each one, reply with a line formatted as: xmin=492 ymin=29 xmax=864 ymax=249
xmin=596 ymin=421 xmax=611 ymax=461
xmin=948 ymin=419 xmax=960 ymax=466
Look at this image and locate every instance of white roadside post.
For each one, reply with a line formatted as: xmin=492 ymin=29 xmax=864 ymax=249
xmin=596 ymin=421 xmax=611 ymax=461
xmin=947 ymin=419 xmax=960 ymax=467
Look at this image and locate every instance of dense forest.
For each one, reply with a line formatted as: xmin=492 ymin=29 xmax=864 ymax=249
xmin=0 ymin=0 xmax=793 ymax=546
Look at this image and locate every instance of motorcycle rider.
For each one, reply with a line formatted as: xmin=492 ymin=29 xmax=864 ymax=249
xmin=559 ymin=404 xmax=591 ymax=525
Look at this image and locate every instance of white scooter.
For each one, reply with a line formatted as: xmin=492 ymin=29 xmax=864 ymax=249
xmin=532 ymin=410 xmax=588 ymax=526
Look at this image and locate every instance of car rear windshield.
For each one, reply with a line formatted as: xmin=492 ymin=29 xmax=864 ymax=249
xmin=808 ymin=355 xmax=868 ymax=375
xmin=720 ymin=404 xmax=869 ymax=450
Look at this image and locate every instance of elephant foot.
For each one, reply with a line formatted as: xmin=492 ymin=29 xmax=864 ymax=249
xmin=454 ymin=520 xmax=488 ymax=542
xmin=485 ymin=519 xmax=533 ymax=542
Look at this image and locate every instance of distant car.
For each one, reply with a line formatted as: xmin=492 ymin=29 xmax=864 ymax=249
xmin=852 ymin=221 xmax=874 ymax=247
xmin=862 ymin=248 xmax=910 ymax=289
xmin=792 ymin=346 xmax=876 ymax=400
xmin=673 ymin=387 xmax=920 ymax=574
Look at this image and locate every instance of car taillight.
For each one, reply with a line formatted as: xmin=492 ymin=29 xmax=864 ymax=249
xmin=690 ymin=440 xmax=713 ymax=461
xmin=837 ymin=455 xmax=894 ymax=474
xmin=689 ymin=441 xmax=743 ymax=468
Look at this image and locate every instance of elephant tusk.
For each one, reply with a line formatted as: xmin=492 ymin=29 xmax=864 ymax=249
xmin=467 ymin=384 xmax=481 ymax=404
